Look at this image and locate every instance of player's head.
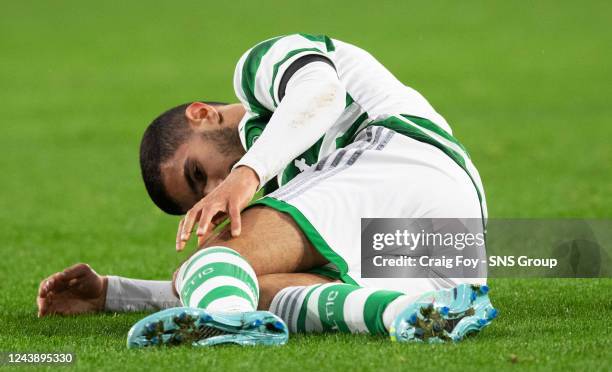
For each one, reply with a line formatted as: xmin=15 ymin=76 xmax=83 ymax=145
xmin=139 ymin=101 xmax=246 ymax=215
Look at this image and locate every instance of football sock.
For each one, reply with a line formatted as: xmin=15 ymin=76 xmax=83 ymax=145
xmin=105 ymin=277 xmax=181 ymax=312
xmin=174 ymin=246 xmax=259 ymax=313
xmin=269 ymin=283 xmax=417 ymax=335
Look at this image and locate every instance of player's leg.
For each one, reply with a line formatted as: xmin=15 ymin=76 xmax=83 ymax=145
xmin=127 ymin=206 xmax=335 ymax=348
xmin=127 ymin=207 xmax=332 ymax=348
xmin=126 ymin=269 xmax=349 ymax=348
xmin=134 ymin=217 xmax=328 ymax=348
xmin=127 ymin=220 xmax=332 ymax=349
xmin=126 ymin=207 xmax=331 ymax=346
xmin=268 ymin=283 xmax=496 ymax=341
xmin=251 ymin=125 xmax=495 ymax=342
xmin=169 ymin=205 xmax=328 ymax=296
xmin=127 ymin=245 xmax=290 ymax=348
xmin=198 ymin=206 xmax=329 ymax=275
xmin=269 ymin=283 xmax=403 ymax=335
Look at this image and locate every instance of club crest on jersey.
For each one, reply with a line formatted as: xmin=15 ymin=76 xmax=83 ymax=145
xmin=294 ymin=158 xmax=312 ymax=173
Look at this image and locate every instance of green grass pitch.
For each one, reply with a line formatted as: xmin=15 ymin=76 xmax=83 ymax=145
xmin=1 ymin=1 xmax=610 ymax=370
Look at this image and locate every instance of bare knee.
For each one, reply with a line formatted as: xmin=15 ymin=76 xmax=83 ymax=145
xmin=200 ymin=206 xmax=327 ymax=275
xmin=202 ymin=206 xmax=303 ymax=253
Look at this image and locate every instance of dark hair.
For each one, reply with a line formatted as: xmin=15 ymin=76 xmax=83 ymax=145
xmin=139 ymin=101 xmax=227 ymax=215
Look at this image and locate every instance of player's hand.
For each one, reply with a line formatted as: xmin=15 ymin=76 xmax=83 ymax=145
xmin=37 ymin=263 xmax=107 ymax=317
xmin=176 ymin=166 xmax=259 ymax=251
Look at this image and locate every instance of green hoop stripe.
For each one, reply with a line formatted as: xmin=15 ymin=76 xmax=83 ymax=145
xmin=241 ymin=37 xmax=282 ymax=115
xmin=248 ymin=197 xmax=358 ymax=286
xmin=196 ymin=285 xmax=256 ymax=310
xmin=318 ymin=284 xmax=360 ymax=333
xmin=181 ymin=247 xmax=242 ymax=283
xmin=297 ymin=285 xmax=321 ymax=332
xmin=269 ymin=47 xmax=325 ymax=107
xmin=181 ymin=262 xmax=258 ymax=306
xmin=363 ymin=290 xmax=404 ymax=335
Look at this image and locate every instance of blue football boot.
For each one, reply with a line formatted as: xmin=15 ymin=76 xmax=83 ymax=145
xmin=127 ymin=307 xmax=288 ymax=348
xmin=389 ymin=284 xmax=497 ymax=343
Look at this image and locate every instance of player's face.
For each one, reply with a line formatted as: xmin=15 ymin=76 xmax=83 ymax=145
xmin=160 ymin=132 xmax=243 ymax=212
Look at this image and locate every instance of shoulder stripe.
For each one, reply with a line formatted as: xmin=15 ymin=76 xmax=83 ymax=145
xmin=268 ymin=47 xmax=323 ymax=106
xmin=237 ymin=34 xmax=336 ymax=111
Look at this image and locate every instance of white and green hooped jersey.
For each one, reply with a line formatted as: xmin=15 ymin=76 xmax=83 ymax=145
xmin=233 ymin=33 xmax=486 ymax=219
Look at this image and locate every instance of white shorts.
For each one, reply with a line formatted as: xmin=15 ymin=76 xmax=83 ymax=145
xmin=252 ymin=125 xmax=486 ymax=296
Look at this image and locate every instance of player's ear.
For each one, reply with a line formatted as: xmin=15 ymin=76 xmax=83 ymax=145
xmin=185 ymin=102 xmax=220 ymax=129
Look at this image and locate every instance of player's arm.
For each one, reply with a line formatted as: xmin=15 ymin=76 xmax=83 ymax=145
xmin=178 ymin=58 xmax=345 ymax=249
xmin=233 ymin=60 xmax=345 ymax=187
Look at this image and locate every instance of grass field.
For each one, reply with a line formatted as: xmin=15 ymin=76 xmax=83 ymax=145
xmin=1 ymin=1 xmax=611 ymax=371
